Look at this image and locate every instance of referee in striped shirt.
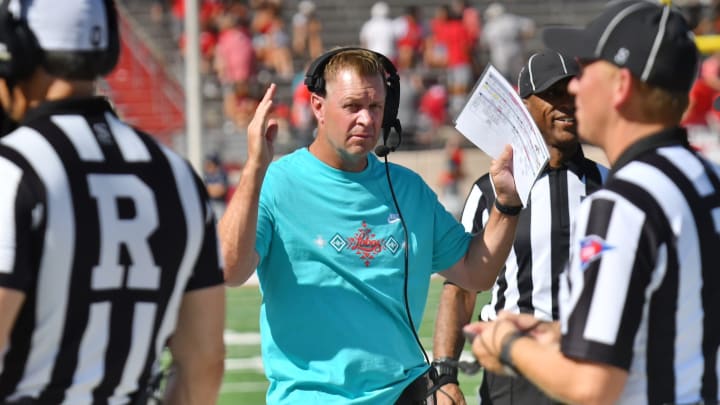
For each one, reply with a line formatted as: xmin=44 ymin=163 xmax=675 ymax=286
xmin=0 ymin=0 xmax=225 ymax=403
xmin=466 ymin=2 xmax=720 ymax=404
xmin=433 ymin=50 xmax=607 ymax=405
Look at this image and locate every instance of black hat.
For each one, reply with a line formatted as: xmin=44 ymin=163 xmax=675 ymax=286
xmin=542 ymin=0 xmax=699 ymax=93
xmin=518 ymin=50 xmax=579 ymax=98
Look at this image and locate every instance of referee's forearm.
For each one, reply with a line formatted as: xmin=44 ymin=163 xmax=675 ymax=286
xmin=511 ymin=336 xmax=627 ymax=405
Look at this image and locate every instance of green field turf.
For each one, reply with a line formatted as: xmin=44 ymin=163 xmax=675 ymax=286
xmin=219 ymin=278 xmax=491 ymax=404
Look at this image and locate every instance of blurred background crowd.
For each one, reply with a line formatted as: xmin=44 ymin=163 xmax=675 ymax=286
xmin=104 ymin=0 xmax=720 ymax=215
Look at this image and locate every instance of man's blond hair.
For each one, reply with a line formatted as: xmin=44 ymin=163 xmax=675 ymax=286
xmin=321 ymin=48 xmax=386 ymax=94
xmin=633 ymin=80 xmax=689 ymax=125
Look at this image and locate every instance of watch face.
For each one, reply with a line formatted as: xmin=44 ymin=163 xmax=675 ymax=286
xmin=433 ymin=363 xmax=458 ymax=378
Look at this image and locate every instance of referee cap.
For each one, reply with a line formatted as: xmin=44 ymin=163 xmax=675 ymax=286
xmin=542 ymin=0 xmax=699 ymax=93
xmin=8 ymin=0 xmax=111 ymax=52
xmin=517 ymin=50 xmax=579 ymax=99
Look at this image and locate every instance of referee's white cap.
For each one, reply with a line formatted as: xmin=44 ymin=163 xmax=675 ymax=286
xmin=8 ymin=0 xmax=110 ymax=52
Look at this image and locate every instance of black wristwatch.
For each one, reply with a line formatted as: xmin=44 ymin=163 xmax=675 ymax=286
xmin=431 ymin=357 xmax=459 ymax=385
xmin=494 ymin=199 xmax=522 ymax=216
xmin=499 ymin=331 xmax=525 ymax=377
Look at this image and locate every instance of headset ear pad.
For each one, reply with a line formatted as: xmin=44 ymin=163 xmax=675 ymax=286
xmin=303 ymin=52 xmax=329 ymax=94
xmin=380 ymin=62 xmax=401 ymax=134
xmin=0 ymin=12 xmax=42 ymax=81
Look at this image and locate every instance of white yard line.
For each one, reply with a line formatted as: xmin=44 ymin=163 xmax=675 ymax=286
xmin=224 ymin=330 xmax=261 ymax=345
xmin=223 ymin=330 xmax=263 ymax=372
xmin=225 ymin=357 xmax=264 ymax=371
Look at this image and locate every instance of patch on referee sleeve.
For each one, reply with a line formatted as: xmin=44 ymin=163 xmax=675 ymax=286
xmin=579 ymin=235 xmax=613 ymax=270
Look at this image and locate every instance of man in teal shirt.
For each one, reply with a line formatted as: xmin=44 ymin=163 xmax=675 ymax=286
xmin=220 ymin=48 xmax=521 ymax=404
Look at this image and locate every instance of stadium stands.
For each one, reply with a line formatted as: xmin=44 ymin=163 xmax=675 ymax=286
xmin=106 ymin=0 xmax=612 ymax=162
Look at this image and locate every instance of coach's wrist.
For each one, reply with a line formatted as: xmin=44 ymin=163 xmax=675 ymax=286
xmin=494 ymin=199 xmax=522 ymax=216
xmin=432 ymin=357 xmax=459 ymax=385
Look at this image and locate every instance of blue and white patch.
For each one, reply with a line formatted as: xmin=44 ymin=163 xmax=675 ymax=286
xmin=579 ymin=235 xmax=613 ymax=270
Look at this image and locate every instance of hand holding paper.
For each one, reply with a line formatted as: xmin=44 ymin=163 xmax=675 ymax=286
xmin=490 ymin=144 xmax=522 ymax=207
xmin=454 ymin=65 xmax=549 ymax=206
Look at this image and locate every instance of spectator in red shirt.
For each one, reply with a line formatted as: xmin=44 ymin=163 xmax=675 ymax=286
xmin=394 ymin=5 xmax=425 ymax=71
xmin=432 ymin=7 xmax=473 ymax=117
xmin=682 ymin=52 xmax=720 ymax=128
xmin=214 ymin=11 xmax=256 ymax=115
xmin=416 ymin=75 xmax=449 ymax=146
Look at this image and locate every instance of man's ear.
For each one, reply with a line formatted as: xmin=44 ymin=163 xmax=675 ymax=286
xmin=0 ymin=79 xmax=23 ymax=135
xmin=310 ymin=92 xmax=324 ymax=123
xmin=0 ymin=78 xmax=27 ymax=124
xmin=0 ymin=79 xmax=12 ymax=116
xmin=613 ymin=68 xmax=634 ymax=108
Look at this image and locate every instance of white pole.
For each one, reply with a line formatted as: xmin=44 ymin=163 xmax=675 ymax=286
xmin=184 ymin=0 xmax=202 ymax=173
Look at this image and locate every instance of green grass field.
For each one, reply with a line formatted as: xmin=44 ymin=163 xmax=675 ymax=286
xmin=219 ymin=278 xmax=490 ymax=404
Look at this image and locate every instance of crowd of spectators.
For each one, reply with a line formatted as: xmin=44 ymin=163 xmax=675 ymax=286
xmin=147 ymin=0 xmax=720 ymax=156
xmin=147 ymin=0 xmax=542 ymax=152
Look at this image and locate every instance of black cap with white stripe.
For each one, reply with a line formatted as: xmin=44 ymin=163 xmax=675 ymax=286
xmin=542 ymin=0 xmax=699 ymax=93
xmin=517 ymin=50 xmax=579 ymax=99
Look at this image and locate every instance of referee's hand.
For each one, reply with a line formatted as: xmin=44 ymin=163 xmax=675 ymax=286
xmin=497 ymin=311 xmax=561 ymax=350
xmin=464 ymin=319 xmax=519 ymax=376
xmin=489 ymin=144 xmax=521 ymax=207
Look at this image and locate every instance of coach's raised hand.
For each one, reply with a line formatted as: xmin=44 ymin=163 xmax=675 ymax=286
xmin=246 ymin=83 xmax=278 ymax=171
xmin=219 ymin=83 xmax=279 ymax=286
xmin=490 ymin=144 xmax=521 ymax=209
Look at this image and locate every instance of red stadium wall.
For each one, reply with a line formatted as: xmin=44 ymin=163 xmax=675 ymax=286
xmin=103 ymin=11 xmax=185 ymax=146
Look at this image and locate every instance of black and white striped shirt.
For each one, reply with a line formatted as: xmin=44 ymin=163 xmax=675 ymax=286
xmin=0 ymin=98 xmax=224 ymax=404
xmin=560 ymin=127 xmax=720 ymax=404
xmin=461 ymin=148 xmax=606 ymax=321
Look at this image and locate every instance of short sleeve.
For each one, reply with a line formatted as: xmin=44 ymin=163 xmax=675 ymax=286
xmin=0 ymin=155 xmax=37 ymax=291
xmin=184 ymin=174 xmax=224 ymax=291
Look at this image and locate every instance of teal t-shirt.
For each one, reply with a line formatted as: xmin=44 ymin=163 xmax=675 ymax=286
xmin=255 ymin=148 xmax=471 ymax=404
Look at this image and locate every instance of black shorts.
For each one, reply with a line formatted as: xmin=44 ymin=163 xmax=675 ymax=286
xmin=396 ymin=372 xmax=433 ymax=405
xmin=479 ymin=369 xmax=563 ymax=405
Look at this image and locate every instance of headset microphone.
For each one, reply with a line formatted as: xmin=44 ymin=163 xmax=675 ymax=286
xmin=374 ymin=144 xmax=391 ymax=157
xmin=375 ymin=118 xmax=402 ymax=157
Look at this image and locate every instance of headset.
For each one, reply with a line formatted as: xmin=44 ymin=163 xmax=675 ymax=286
xmin=0 ymin=0 xmax=119 ymax=85
xmin=0 ymin=0 xmax=42 ymax=84
xmin=303 ymin=47 xmax=403 ymax=157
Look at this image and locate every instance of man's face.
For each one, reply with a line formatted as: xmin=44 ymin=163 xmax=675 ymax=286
xmin=525 ymin=78 xmax=577 ymax=148
xmin=314 ymin=69 xmax=385 ymax=170
xmin=568 ymin=60 xmax=618 ymax=146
